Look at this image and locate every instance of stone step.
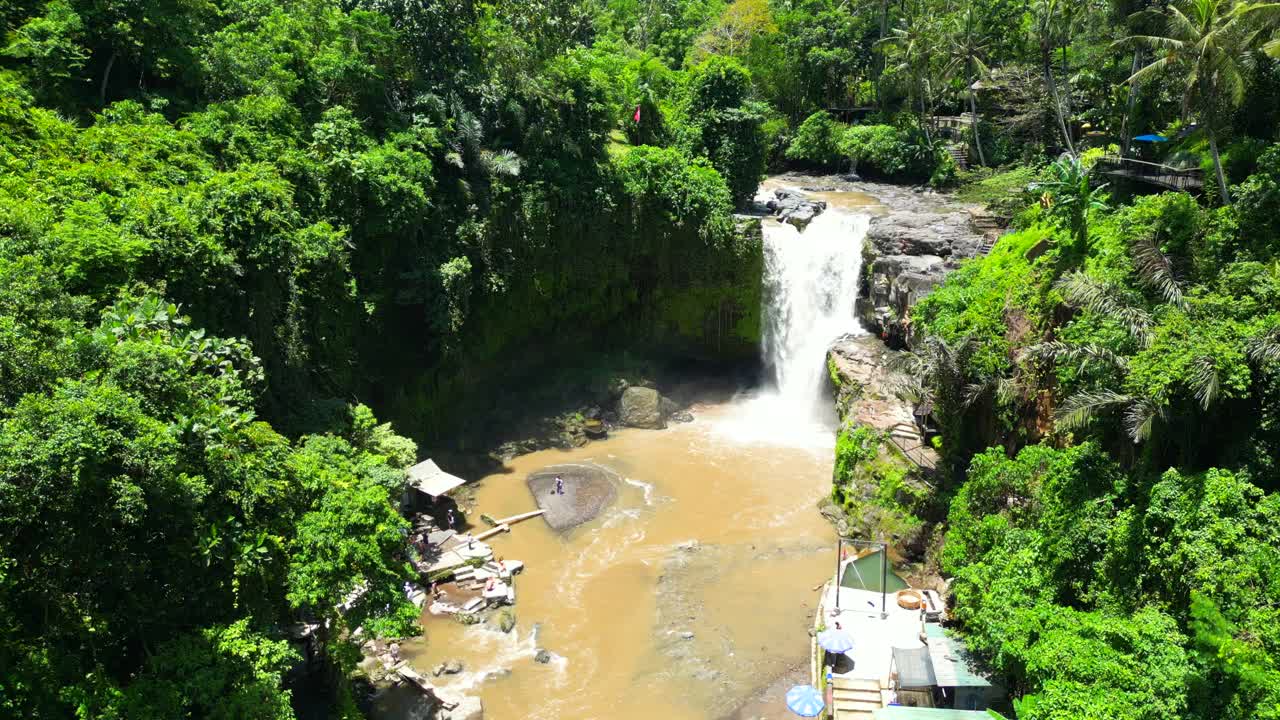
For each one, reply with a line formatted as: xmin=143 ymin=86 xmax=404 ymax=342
xmin=832 ymin=687 xmax=882 ymax=698
xmin=834 ymin=698 xmax=884 ymax=712
xmin=832 ymin=690 xmax=883 ymax=705
xmin=832 ymin=677 xmax=883 ymax=692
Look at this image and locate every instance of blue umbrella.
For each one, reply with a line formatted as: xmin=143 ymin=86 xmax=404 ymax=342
xmin=817 ymin=628 xmax=855 ymax=654
xmin=785 ymin=685 xmax=825 ymax=717
xmin=1133 ymin=134 xmax=1169 ymax=142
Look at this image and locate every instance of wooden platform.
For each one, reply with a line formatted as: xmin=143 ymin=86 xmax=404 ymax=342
xmin=1094 ymin=156 xmax=1204 ymax=192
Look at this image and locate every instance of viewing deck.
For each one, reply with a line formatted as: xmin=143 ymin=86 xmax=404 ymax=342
xmin=1093 ymin=155 xmax=1204 ymax=192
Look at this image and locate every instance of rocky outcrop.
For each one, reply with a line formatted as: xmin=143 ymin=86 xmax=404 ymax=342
xmin=619 ymin=386 xmax=665 ymax=429
xmin=756 ymin=188 xmax=828 ymax=231
xmin=859 ymin=196 xmax=985 ymax=345
xmin=527 ymin=463 xmax=619 ymax=531
xmin=823 ymin=334 xmax=940 ymax=556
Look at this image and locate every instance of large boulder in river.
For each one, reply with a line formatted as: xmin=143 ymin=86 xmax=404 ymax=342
xmin=764 ymin=189 xmax=827 ymax=231
xmin=527 ymin=463 xmax=619 ymax=531
xmin=619 ymin=386 xmax=665 ymax=429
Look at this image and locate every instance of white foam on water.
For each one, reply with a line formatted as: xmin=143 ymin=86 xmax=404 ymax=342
xmin=433 ymin=623 xmax=543 ymax=694
xmin=704 ymin=204 xmax=868 ymax=450
xmin=622 ymin=476 xmax=657 ymax=505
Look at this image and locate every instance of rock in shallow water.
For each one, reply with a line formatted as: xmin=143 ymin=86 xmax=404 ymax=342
xmin=438 ymin=695 xmax=483 ymax=720
xmin=619 ymin=386 xmax=665 ymax=429
xmin=527 ymin=463 xmax=619 ymax=531
xmin=434 ymin=660 xmax=464 ymax=676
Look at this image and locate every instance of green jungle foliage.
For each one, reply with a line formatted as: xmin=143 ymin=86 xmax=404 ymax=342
xmin=903 ymin=154 xmax=1280 ymax=717
xmin=3 ymin=0 xmax=1280 ymax=716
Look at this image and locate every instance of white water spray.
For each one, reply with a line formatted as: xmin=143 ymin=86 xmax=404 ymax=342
xmin=706 ymin=194 xmax=868 ymax=447
xmin=762 ymin=208 xmax=868 ymax=415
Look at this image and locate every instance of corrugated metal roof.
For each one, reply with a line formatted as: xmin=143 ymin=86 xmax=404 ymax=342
xmin=892 ymin=646 xmax=936 ymax=688
xmin=406 ymin=459 xmax=465 ymax=498
xmin=872 ymin=707 xmax=998 ymax=719
xmin=925 ymin=624 xmax=992 ymax=688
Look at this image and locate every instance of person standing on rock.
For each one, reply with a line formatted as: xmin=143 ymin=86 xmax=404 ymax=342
xmin=446 ymin=508 xmax=455 ymax=528
xmin=555 ymin=475 xmax=565 ymax=495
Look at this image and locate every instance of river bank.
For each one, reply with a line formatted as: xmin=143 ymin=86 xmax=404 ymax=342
xmin=373 ymin=175 xmax=977 ymax=719
xmin=396 ymin=400 xmax=838 ymax=720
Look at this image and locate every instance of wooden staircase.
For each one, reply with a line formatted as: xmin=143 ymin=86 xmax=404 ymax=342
xmin=946 ymin=144 xmax=969 ymax=171
xmin=966 ymin=209 xmax=1007 ymax=256
xmin=831 ymin=677 xmax=887 ymax=720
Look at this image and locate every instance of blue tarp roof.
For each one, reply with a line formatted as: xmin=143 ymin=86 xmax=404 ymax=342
xmin=1133 ymin=134 xmax=1169 ymax=142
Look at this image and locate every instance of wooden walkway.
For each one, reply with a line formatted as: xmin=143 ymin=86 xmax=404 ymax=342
xmin=1093 ymin=156 xmax=1204 ymax=192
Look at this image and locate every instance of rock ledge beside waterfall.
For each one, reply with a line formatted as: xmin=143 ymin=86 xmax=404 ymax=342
xmin=857 ymin=186 xmax=984 ymax=344
xmin=761 ymin=173 xmax=986 ymax=345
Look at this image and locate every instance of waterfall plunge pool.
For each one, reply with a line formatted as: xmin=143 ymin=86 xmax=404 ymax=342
xmin=394 ymin=186 xmax=875 ymax=720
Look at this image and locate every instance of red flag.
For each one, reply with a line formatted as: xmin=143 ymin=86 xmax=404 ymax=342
xmin=633 ymin=105 xmax=641 ymax=123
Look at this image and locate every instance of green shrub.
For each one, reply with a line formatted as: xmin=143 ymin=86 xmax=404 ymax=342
xmin=785 ymin=110 xmax=845 ymax=168
xmin=914 ymin=224 xmax=1055 ymax=376
xmin=682 ymin=56 xmax=768 ymax=207
xmin=1233 ymin=143 xmax=1280 ymax=260
xmin=839 ymin=124 xmax=911 ymax=177
xmin=929 ymin=148 xmax=958 ymax=187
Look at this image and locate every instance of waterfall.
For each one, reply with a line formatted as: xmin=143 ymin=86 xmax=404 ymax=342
xmin=760 ymin=207 xmax=869 ymax=423
xmin=707 ymin=197 xmax=868 ymax=448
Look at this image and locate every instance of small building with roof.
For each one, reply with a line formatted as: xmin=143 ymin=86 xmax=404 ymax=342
xmin=402 ymin=459 xmax=466 ymax=514
xmin=924 ymin=623 xmax=999 ymax=711
xmin=406 ymin=459 xmax=466 ymax=498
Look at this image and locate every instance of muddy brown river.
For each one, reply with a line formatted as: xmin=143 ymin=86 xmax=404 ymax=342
xmin=397 ymin=180 xmax=882 ymax=719
xmin=399 ymin=396 xmax=840 ymax=720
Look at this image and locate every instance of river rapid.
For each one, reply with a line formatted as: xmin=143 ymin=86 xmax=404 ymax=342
xmin=397 ymin=184 xmax=880 ymax=719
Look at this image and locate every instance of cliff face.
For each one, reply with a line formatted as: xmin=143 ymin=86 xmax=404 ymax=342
xmin=822 ymin=335 xmax=941 ymax=558
xmin=856 ymin=187 xmax=985 ymax=346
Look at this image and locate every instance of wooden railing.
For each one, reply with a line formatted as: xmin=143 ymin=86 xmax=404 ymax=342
xmin=1093 ymin=155 xmax=1204 ymax=192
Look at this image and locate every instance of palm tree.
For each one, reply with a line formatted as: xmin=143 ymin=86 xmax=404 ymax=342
xmin=1025 ymin=272 xmax=1163 ymax=441
xmin=1031 ymin=0 xmax=1078 ymax=156
xmin=1026 ymin=260 xmax=1211 ymax=444
xmin=890 ymin=334 xmax=995 ymax=465
xmin=878 ymin=9 xmax=944 ymax=145
xmin=1124 ymin=0 xmax=1272 ymax=204
xmin=944 ymin=5 xmax=992 ymax=166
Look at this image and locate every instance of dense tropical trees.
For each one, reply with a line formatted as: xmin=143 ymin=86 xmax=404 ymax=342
xmin=944 ymin=5 xmax=991 ymax=166
xmin=1126 ymin=0 xmax=1273 ymax=203
xmin=2 ymin=0 xmax=1280 ymax=717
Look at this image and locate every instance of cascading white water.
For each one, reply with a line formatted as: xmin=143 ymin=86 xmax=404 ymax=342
xmin=760 ymin=207 xmax=869 ymax=421
xmin=707 ymin=195 xmax=868 ymax=448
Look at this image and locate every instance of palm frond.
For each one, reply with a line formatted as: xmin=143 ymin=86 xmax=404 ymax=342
xmin=1123 ymin=396 xmax=1164 ymax=442
xmin=1055 ymin=389 xmax=1133 ymax=432
xmin=480 ymin=149 xmax=522 ymax=178
xmin=1127 ymin=56 xmax=1176 ymax=86
xmin=1130 ymin=235 xmax=1187 ymax=309
xmin=1247 ymin=325 xmax=1280 ymax=364
xmin=1191 ymin=355 xmax=1221 ymax=410
xmin=1055 ymin=272 xmax=1155 ymax=345
xmin=1023 ymin=341 xmax=1130 ymax=371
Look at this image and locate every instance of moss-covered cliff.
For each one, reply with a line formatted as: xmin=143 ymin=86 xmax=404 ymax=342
xmin=823 ymin=335 xmax=942 ymax=557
